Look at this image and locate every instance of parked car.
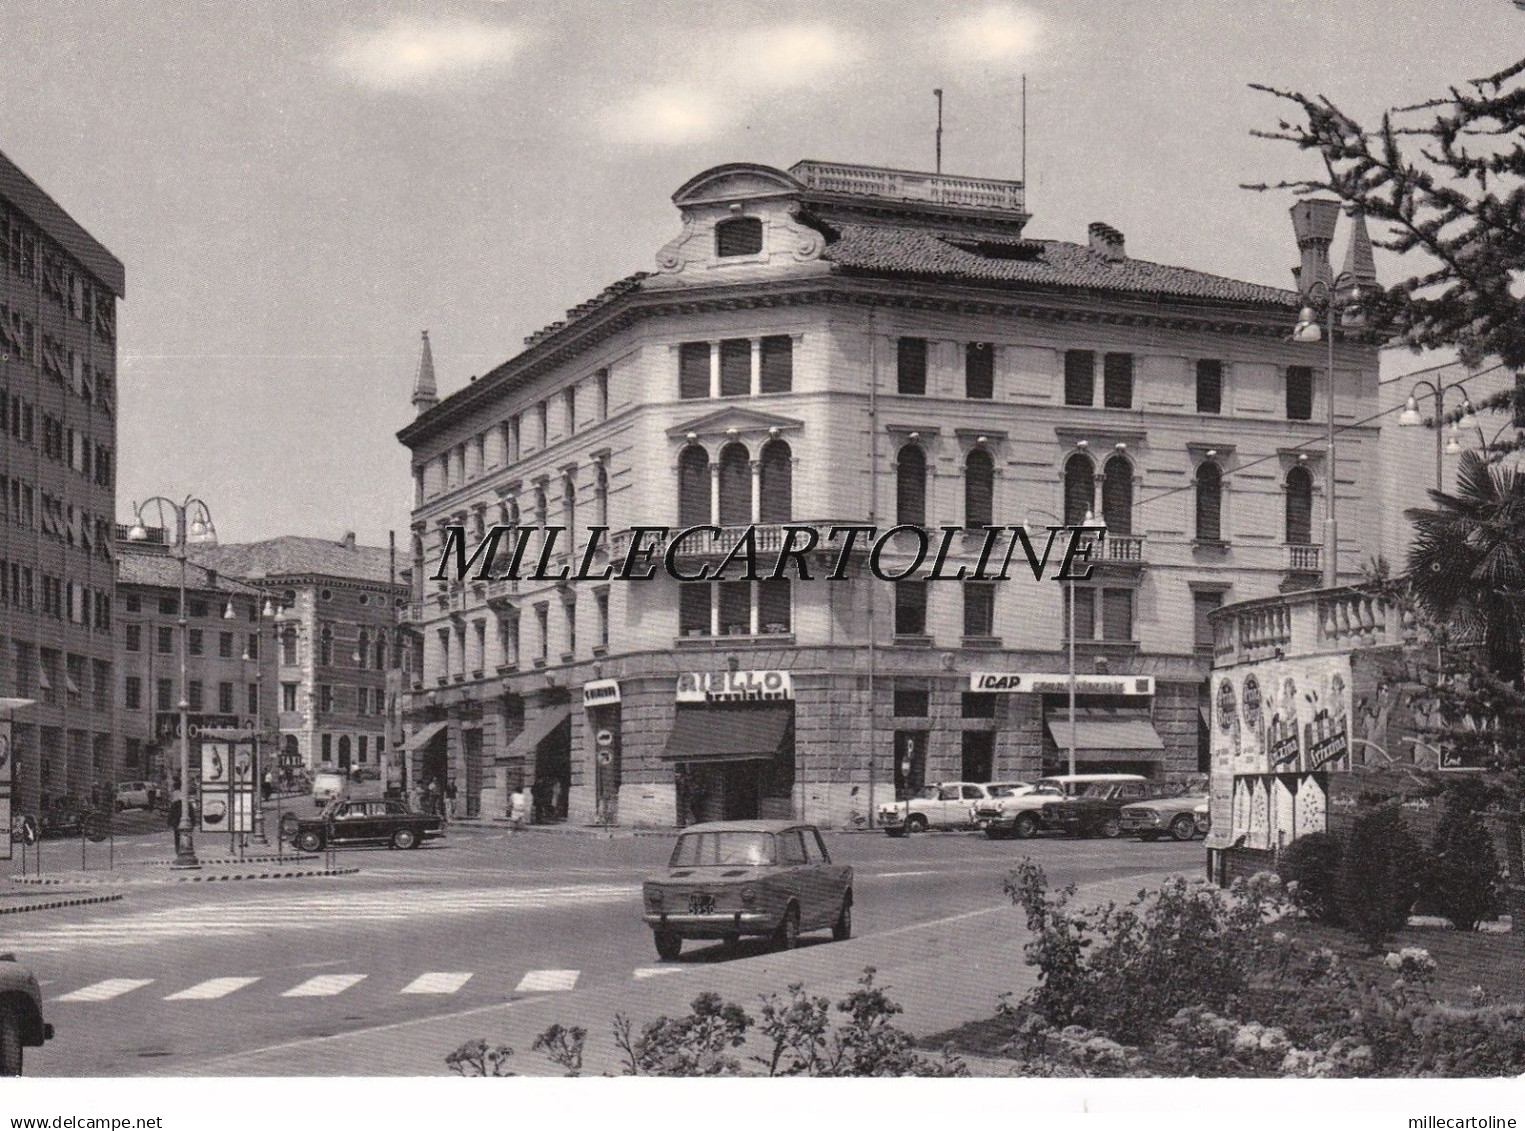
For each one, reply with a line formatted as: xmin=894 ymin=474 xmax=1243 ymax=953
xmin=878 ymin=782 xmax=994 ymax=836
xmin=114 ymin=781 xmax=156 ymax=811
xmin=642 ymin=820 xmax=853 ymax=960
xmin=38 ymin=797 xmax=93 ymax=840
xmin=1040 ymin=779 xmax=1159 ymax=838
xmin=290 ymin=799 xmax=442 ymax=851
xmin=1120 ymin=779 xmax=1211 ymax=841
xmin=975 ymin=773 xmax=1148 ymax=839
xmin=0 ymin=954 xmax=53 ymax=1075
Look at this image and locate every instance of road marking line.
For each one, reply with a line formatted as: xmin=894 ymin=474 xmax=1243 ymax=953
xmin=55 ymin=978 xmax=154 ymax=1002
xmin=165 ymin=977 xmax=261 ymax=1001
xmin=632 ymin=967 xmax=681 ymax=980
xmin=870 ymin=870 xmax=937 ymax=878
xmin=400 ymin=972 xmax=473 ymax=995
xmin=282 ymin=974 xmax=367 ymax=997
xmin=515 ymin=969 xmax=579 ymax=992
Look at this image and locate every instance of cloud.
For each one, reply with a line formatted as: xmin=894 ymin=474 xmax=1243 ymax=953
xmin=331 ymin=18 xmax=526 ymax=89
xmin=943 ymin=4 xmax=1041 ymax=64
xmin=600 ymin=85 xmax=724 ymax=146
xmin=733 ymin=22 xmax=857 ymax=89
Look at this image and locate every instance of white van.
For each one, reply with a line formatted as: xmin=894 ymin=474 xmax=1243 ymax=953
xmin=312 ymin=771 xmax=346 ymax=810
xmin=973 ymin=773 xmax=1148 ymax=839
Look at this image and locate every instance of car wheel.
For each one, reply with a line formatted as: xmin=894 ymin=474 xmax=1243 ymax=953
xmin=1170 ymin=815 xmax=1198 ymax=842
xmin=391 ymin=828 xmax=417 ymax=850
xmin=832 ymin=896 xmax=853 ymax=941
xmin=1013 ymin=813 xmax=1040 ymax=839
xmin=654 ymin=930 xmax=682 ymax=962
xmin=1100 ymin=818 xmax=1123 ymax=839
xmin=296 ymin=830 xmax=323 ymax=853
xmin=906 ymin=815 xmax=928 ymax=834
xmin=0 ymin=1005 xmax=22 ymax=1077
xmin=774 ymin=905 xmax=801 ymax=951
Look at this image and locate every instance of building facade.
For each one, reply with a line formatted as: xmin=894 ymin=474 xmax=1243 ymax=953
xmin=0 ymin=148 xmax=124 ymax=813
xmin=188 ymin=535 xmax=409 ymax=784
xmin=398 ymin=159 xmax=1383 ymax=828
xmin=116 ymin=530 xmax=277 ymax=788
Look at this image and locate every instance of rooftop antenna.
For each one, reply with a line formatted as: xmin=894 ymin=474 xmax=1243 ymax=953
xmin=1021 ymin=74 xmax=1028 ymax=188
xmin=934 ymin=88 xmax=944 ymax=174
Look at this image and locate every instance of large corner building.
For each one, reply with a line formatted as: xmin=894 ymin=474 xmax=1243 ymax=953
xmin=398 ymin=159 xmax=1382 ymax=828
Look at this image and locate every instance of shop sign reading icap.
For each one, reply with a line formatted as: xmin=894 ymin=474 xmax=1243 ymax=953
xmin=969 ymin=672 xmax=1154 ymax=697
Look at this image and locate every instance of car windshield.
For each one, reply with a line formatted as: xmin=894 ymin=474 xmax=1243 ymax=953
xmin=914 ymin=786 xmax=941 ymax=800
xmin=1078 ymin=783 xmax=1118 ymax=799
xmin=669 ymin=831 xmax=776 ymax=867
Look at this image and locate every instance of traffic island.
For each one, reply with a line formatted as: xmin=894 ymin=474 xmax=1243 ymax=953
xmin=0 ymin=892 xmax=126 ymax=915
xmin=10 ymin=865 xmax=358 ymax=887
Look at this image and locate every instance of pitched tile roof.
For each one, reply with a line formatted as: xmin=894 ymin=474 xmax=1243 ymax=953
xmin=817 ymin=222 xmax=1298 ymax=307
xmin=187 ymin=536 xmax=397 ymax=586
xmin=117 ymin=551 xmax=262 ymax=595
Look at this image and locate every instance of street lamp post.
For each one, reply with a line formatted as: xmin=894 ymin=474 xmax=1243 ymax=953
xmin=1398 ymin=377 xmax=1475 ymax=491
xmin=127 ymin=496 xmax=217 ymax=870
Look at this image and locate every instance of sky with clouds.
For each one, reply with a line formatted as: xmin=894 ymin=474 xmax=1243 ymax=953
xmin=0 ymin=0 xmax=1517 ymax=546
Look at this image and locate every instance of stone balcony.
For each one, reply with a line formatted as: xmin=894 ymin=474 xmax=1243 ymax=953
xmin=1211 ymin=584 xmax=1416 ymax=668
xmin=789 ymin=160 xmax=1026 ymax=215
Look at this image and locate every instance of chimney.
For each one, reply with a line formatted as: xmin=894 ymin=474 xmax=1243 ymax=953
xmin=1289 ymin=199 xmax=1340 ymax=299
xmin=1088 ymin=222 xmax=1125 ymax=262
xmin=341 ymin=532 xmax=356 ymax=550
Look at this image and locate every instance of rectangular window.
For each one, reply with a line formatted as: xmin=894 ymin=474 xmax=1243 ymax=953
xmin=159 ymin=596 xmax=177 ymax=615
xmin=1196 ymin=359 xmax=1223 ymax=414
xmin=247 ymin=633 xmax=259 ymax=661
xmin=718 ymin=581 xmax=750 ymax=635
xmin=156 ymin=626 xmax=174 ymax=655
xmin=125 ymin=676 xmax=141 ymax=711
xmin=218 ymin=681 xmax=234 ymax=714
xmin=281 ymin=682 xmax=297 ymax=712
xmin=893 ymin=683 xmax=929 ymax=717
xmin=320 ymin=684 xmax=334 ymax=713
xmin=759 ymin=335 xmax=792 ymax=393
xmin=965 ymin=342 xmax=994 ymax=400
xmin=562 ymin=596 xmax=576 ymax=656
xmin=719 ymin=338 xmax=751 ymax=397
xmin=188 ymin=681 xmax=203 ymax=712
xmin=679 ymin=584 xmax=711 ymax=636
xmin=897 ymin=337 xmax=927 ymax=396
xmin=358 ymin=735 xmax=368 ymax=763
xmin=596 ymin=369 xmax=609 ymax=420
xmin=758 ymin=578 xmax=791 ymax=634
xmin=1064 ymin=349 xmax=1095 ymax=406
xmin=321 ymin=734 xmax=332 ymax=763
xmin=535 ymin=604 xmax=550 ymax=660
xmin=963 ymin=581 xmax=996 ymax=637
xmin=596 ymin=588 xmax=610 ymax=648
xmin=563 ymin=387 xmax=576 ymax=433
xmin=125 ymin=624 xmax=141 ymax=653
xmin=1286 ymin=365 xmax=1314 ymax=421
xmin=1194 ymin=591 xmax=1224 ymax=651
xmin=679 ymin=342 xmax=711 ymax=400
xmin=189 ymin=599 xmax=208 ymax=618
xmin=961 ymin=691 xmax=997 ymax=719
xmin=188 ymin=629 xmax=203 ymax=656
xmin=894 ymin=580 xmax=928 ymax=636
xmin=157 ymin=678 xmax=173 ymax=711
xmin=1101 ymin=588 xmax=1134 ymax=642
xmin=1103 ymin=352 xmax=1133 ymax=409
xmin=218 ymin=631 xmax=233 ymax=658
xmin=1064 ymin=587 xmax=1096 ymax=641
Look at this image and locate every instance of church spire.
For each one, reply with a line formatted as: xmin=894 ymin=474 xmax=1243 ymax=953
xmin=411 ymin=330 xmax=438 ymax=414
xmin=1340 ymin=207 xmax=1378 ymax=290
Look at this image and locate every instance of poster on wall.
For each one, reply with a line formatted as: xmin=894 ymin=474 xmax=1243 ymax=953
xmin=1211 ymin=654 xmax=1352 ymax=776
xmin=0 ymin=723 xmax=11 ymax=862
xmin=199 ymin=740 xmax=255 ymax=834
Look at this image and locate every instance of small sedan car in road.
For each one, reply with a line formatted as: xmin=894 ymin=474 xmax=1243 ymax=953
xmin=878 ymin=782 xmax=993 ymax=836
xmin=0 ymin=954 xmax=53 ymax=1075
xmin=642 ymin=821 xmax=853 ymax=961
xmin=1120 ymin=785 xmax=1211 ymax=841
xmin=976 ymin=774 xmax=1147 ymax=839
xmin=114 ymin=781 xmax=157 ymax=811
xmin=290 ymin=799 xmax=442 ymax=852
xmin=38 ymin=797 xmax=93 ymax=840
xmin=1039 ymin=779 xmax=1158 ymax=839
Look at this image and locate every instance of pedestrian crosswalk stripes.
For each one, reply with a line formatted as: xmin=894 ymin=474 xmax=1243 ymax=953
xmin=515 ymin=969 xmax=579 ymax=993
xmin=282 ymin=974 xmax=367 ymax=998
xmin=399 ymin=972 xmax=472 ymax=995
xmin=632 ymin=967 xmax=682 ymax=980
xmin=54 ymin=978 xmax=154 ymax=1002
xmin=0 ymin=883 xmax=639 ymax=954
xmin=164 ymin=976 xmax=260 ymax=1001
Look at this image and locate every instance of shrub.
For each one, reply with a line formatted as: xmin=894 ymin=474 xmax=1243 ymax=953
xmin=445 ymin=1038 xmax=515 ymax=1076
xmin=1279 ymin=831 xmax=1344 ymax=924
xmin=614 ymin=991 xmax=753 ymax=1076
xmin=1336 ymin=801 xmax=1420 ymax=953
xmin=1421 ymin=778 xmax=1503 ymax=931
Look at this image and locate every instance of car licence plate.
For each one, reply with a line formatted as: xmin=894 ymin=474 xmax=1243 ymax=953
xmin=688 ymin=893 xmax=715 ymax=915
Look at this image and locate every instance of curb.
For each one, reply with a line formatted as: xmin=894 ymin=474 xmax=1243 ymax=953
xmin=8 ymin=867 xmax=359 ymax=887
xmin=76 ymin=854 xmax=320 ymax=869
xmin=0 ymin=893 xmax=125 ymax=915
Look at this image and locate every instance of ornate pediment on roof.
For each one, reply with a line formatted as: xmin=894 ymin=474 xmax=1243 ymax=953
xmin=666 ymin=406 xmax=804 ymax=441
xmin=671 ymin=164 xmax=803 ymax=209
xmin=656 ymin=164 xmax=825 ymax=279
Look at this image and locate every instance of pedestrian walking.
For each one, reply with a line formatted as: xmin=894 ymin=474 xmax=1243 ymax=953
xmin=167 ymin=782 xmax=184 ymax=855
xmin=261 ymin=771 xmax=273 ymax=802
xmin=509 ymin=786 xmax=527 ymax=829
xmin=445 ymin=779 xmax=458 ymax=822
xmin=549 ymin=778 xmax=562 ymax=821
xmin=426 ymin=779 xmax=442 ymax=821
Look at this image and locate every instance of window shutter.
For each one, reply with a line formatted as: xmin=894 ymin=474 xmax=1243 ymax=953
xmin=1102 ymin=589 xmax=1133 ymax=641
xmin=759 ymin=336 xmax=792 ymax=393
xmin=1103 ymin=352 xmax=1133 ymax=409
xmin=965 ymin=343 xmax=994 ymax=399
xmin=1285 ymin=468 xmax=1313 ymax=544
xmin=1286 ymin=366 xmax=1314 ymax=421
xmin=1064 ymin=350 xmax=1094 ymax=406
xmin=719 ymin=339 xmax=750 ymax=396
xmin=758 ymin=579 xmax=791 ymax=633
xmin=759 ymin=441 xmax=792 ymax=523
xmin=678 ymin=447 xmax=711 ymax=527
xmin=1196 ymin=360 xmax=1223 ymax=414
xmin=897 ymin=338 xmax=927 ymax=395
xmin=715 ymin=217 xmax=763 ymax=257
xmin=1102 ymin=458 xmax=1133 ymax=535
xmin=896 ymin=446 xmax=927 ymax=526
xmin=1063 ymin=454 xmax=1094 ymax=525
xmin=717 ymin=445 xmax=751 ymax=526
xmin=1195 ymin=463 xmax=1222 ymax=542
xmin=965 ymin=449 xmax=994 ymax=527
xmin=679 ymin=342 xmax=710 ymax=400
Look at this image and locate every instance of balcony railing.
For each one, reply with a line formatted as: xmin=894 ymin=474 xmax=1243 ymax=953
xmin=1286 ymin=544 xmax=1322 ymax=573
xmin=1212 ymin=584 xmax=1414 ymax=668
xmin=789 ymin=160 xmax=1026 ymax=214
xmin=1101 ymin=534 xmax=1145 ymax=563
xmin=607 ymin=521 xmax=863 ymax=561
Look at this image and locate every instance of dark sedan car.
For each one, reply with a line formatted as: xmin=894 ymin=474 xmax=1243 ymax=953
xmin=642 ymin=820 xmax=853 ymax=961
xmin=0 ymin=954 xmax=53 ymax=1075
xmin=290 ymin=799 xmax=442 ymax=851
xmin=38 ymin=798 xmax=98 ymax=840
xmin=1039 ymin=780 xmax=1157 ymax=838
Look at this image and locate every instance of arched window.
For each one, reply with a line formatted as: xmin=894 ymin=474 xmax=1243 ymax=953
xmin=965 ymin=448 xmax=994 ymax=528
xmin=1195 ymin=462 xmax=1223 ymax=542
xmin=1285 ymin=466 xmax=1313 ymax=545
xmin=357 ymin=630 xmax=369 ymax=670
xmin=375 ymin=636 xmax=387 ymax=670
xmin=338 ymin=735 xmax=352 ymax=768
xmin=678 ymin=446 xmax=711 ymax=527
xmin=319 ymin=624 xmax=333 ymax=667
xmin=896 ymin=444 xmax=927 ymax=526
xmin=759 ymin=439 xmax=792 ymax=523
xmin=1063 ymin=453 xmax=1095 ymax=526
xmin=280 ymin=625 xmax=298 ymax=666
xmin=1102 ymin=456 xmax=1133 ymax=535
xmin=718 ymin=443 xmax=751 ymax=526
xmin=715 ymin=216 xmax=763 ymax=258
xmin=283 ymin=734 xmax=299 ymax=764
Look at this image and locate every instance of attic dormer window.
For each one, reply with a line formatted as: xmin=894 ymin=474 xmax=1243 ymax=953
xmin=716 ymin=216 xmax=763 ymax=258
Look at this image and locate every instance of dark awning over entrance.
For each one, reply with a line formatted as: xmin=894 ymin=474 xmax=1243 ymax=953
xmin=662 ymin=704 xmax=792 ymax=764
xmin=502 ymin=704 xmax=572 ymax=763
xmin=402 ymin=720 xmax=449 ymax=753
xmin=1046 ymin=712 xmax=1166 ymax=754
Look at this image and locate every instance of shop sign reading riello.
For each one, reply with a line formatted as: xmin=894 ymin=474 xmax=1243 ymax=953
xmin=676 ymin=670 xmax=794 ymax=703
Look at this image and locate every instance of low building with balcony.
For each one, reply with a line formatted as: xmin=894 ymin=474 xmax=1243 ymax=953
xmin=398 ymin=158 xmax=1383 ymax=828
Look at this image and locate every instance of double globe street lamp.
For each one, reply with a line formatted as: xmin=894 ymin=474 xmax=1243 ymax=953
xmin=126 ymin=496 xmax=217 ymax=869
xmin=1398 ymin=376 xmax=1476 ymax=491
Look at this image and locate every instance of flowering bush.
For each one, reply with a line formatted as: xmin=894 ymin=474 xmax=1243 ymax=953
xmin=1383 ymin=947 xmax=1437 ymax=980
